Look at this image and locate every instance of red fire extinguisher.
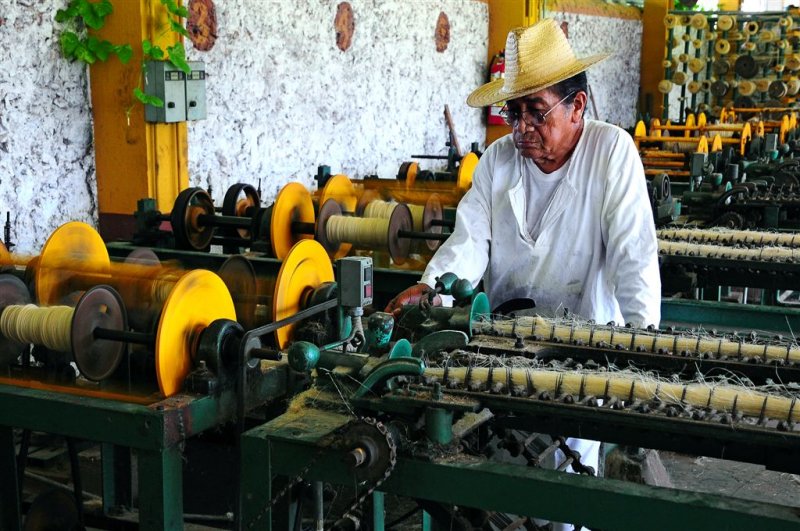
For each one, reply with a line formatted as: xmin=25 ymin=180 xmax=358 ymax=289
xmin=488 ymin=51 xmax=506 ymax=125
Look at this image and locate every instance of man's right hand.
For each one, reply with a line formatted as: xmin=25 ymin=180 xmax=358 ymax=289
xmin=384 ymin=284 xmax=442 ymax=318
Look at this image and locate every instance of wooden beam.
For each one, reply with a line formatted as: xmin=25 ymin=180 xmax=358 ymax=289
xmin=639 ymin=0 xmax=671 ymax=120
xmin=89 ymin=1 xmax=188 ymax=240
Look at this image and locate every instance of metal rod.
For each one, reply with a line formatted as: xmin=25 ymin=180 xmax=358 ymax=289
xmin=93 ymin=328 xmax=153 ymax=345
xmin=410 ymin=155 xmax=449 ymax=160
xmin=398 ymin=230 xmax=450 ymax=241
xmin=429 ymin=219 xmax=455 ymax=228
xmin=291 ymin=221 xmax=316 ymax=234
xmin=249 ymin=348 xmax=282 ymax=361
xmin=198 ymin=214 xmax=252 ymax=229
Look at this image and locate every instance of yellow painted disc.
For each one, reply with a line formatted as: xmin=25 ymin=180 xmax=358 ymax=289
xmin=635 ymin=120 xmax=647 ymax=138
xmin=0 ymin=240 xmax=10 ymax=267
xmin=403 ymin=162 xmax=419 ymax=190
xmin=271 ymin=182 xmax=315 ymax=260
xmin=457 ymin=152 xmax=479 ymax=190
xmin=273 ymin=239 xmax=334 ymax=349
xmin=697 ymin=136 xmax=709 ymax=154
xmin=319 ymin=174 xmax=356 ymax=258
xmin=754 ymin=121 xmax=765 ymax=138
xmin=739 ymin=123 xmax=752 ymax=156
xmin=155 ymin=269 xmax=235 ymax=397
xmin=711 ymin=134 xmax=723 ymax=152
xmin=684 ymin=114 xmax=696 ymax=137
xmin=780 ymin=116 xmax=789 ymax=145
xmin=697 ymin=112 xmax=707 ymax=129
xmin=36 ymin=222 xmax=110 ymax=305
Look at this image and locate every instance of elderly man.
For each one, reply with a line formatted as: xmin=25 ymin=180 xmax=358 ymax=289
xmin=384 ymin=19 xmax=661 ymax=510
xmin=387 ymin=18 xmax=660 ymax=328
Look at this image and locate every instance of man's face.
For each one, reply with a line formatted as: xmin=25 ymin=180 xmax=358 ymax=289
xmin=507 ymin=88 xmax=581 ymax=164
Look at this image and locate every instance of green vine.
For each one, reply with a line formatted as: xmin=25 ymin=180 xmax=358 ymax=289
xmin=55 ymin=0 xmax=192 ymax=110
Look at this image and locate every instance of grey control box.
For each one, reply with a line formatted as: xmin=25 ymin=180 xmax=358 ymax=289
xmin=337 ymin=257 xmax=373 ymax=308
xmin=144 ymin=61 xmax=207 ymax=123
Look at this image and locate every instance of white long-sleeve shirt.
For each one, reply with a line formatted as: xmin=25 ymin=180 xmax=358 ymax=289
xmin=420 ymin=120 xmax=661 ymax=328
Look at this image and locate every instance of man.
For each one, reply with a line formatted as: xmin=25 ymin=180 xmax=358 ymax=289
xmin=386 ymin=18 xmax=660 ymax=328
xmin=384 ymin=19 xmax=661 ymax=500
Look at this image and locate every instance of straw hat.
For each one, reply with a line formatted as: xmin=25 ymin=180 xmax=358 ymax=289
xmin=467 ymin=18 xmax=611 ymax=108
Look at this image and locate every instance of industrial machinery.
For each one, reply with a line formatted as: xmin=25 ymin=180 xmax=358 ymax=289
xmin=238 ymin=276 xmax=800 ymax=531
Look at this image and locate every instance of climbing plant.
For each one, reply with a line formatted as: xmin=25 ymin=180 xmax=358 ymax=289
xmin=55 ymin=0 xmax=192 ymax=109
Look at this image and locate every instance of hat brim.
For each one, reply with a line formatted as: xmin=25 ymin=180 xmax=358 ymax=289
xmin=466 ymin=53 xmax=612 ymax=108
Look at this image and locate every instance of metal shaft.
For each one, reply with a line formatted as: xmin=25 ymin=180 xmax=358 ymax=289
xmin=93 ymin=328 xmax=154 ymax=345
xmin=398 ymin=230 xmax=450 ymax=242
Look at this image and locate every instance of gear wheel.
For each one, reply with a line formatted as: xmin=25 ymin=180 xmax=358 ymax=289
xmin=713 ymin=211 xmax=746 ymax=229
xmin=340 ymin=417 xmax=397 ymax=483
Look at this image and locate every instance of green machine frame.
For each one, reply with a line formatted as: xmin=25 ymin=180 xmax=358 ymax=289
xmin=0 ymin=365 xmax=287 ymax=531
xmin=239 ymin=409 xmax=800 ymax=531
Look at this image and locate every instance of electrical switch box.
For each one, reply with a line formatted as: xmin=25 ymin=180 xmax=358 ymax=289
xmin=185 ymin=62 xmax=207 ymax=121
xmin=337 ymin=257 xmax=373 ymax=308
xmin=143 ymin=60 xmax=207 ymax=123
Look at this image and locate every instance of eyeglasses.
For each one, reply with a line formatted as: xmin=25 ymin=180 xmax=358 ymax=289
xmin=499 ymin=91 xmax=576 ymax=127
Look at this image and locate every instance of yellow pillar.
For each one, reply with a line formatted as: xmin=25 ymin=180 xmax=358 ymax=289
xmin=718 ymin=0 xmax=740 ymax=10
xmin=485 ymin=0 xmax=541 ymax=146
xmin=89 ymin=1 xmax=188 ymax=239
xmin=639 ymin=0 xmax=671 ymax=119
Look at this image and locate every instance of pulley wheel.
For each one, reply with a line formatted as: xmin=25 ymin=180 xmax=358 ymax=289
xmin=397 ymin=161 xmax=419 ymax=188
xmin=387 ymin=203 xmax=413 ymax=265
xmin=423 ymin=194 xmax=444 ymax=251
xmin=273 ymin=239 xmax=334 ymax=349
xmin=457 ymin=152 xmax=479 ymax=190
xmin=734 ymin=55 xmax=758 ymax=79
xmin=710 ymin=80 xmax=729 ymax=98
xmin=769 ymin=80 xmax=788 ymax=100
xmin=218 ymin=255 xmax=258 ymax=330
xmin=315 ymin=199 xmax=344 ymax=257
xmin=155 ymin=269 xmax=235 ymax=397
xmin=319 ymin=174 xmax=356 ymax=258
xmin=222 ymin=183 xmax=260 ymax=239
xmin=36 ymin=222 xmax=111 ymax=305
xmin=0 ymin=241 xmax=10 ymax=267
xmin=271 ymin=182 xmax=315 ymax=260
xmin=653 ymin=173 xmax=671 ymax=201
xmin=171 ymin=187 xmax=215 ymax=252
xmin=0 ymin=274 xmax=31 ymax=366
xmin=72 ymin=285 xmax=128 ymax=382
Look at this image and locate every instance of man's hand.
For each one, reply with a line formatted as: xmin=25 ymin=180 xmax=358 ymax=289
xmin=384 ymin=284 xmax=442 ymax=318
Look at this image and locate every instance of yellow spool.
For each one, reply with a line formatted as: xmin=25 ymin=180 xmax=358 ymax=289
xmin=680 ymin=15 xmax=692 ymax=26
xmin=780 ymin=15 xmax=793 ymax=28
xmin=715 ymin=39 xmax=730 ymax=55
xmin=678 ymin=53 xmax=690 ymax=63
xmin=691 ymin=38 xmax=703 ymax=49
xmin=457 ymin=152 xmax=479 ymax=190
xmin=717 ymin=15 xmax=736 ymax=32
xmin=705 ymin=31 xmax=717 ymax=41
xmin=688 ymin=58 xmax=705 ymax=73
xmin=701 ymin=80 xmax=712 ymax=91
xmin=688 ymin=81 xmax=702 ymax=94
xmin=662 ymin=60 xmax=674 ymax=69
xmin=759 ymin=30 xmax=776 ymax=42
xmin=682 ymin=33 xmax=692 ymax=42
xmin=664 ymin=14 xmax=678 ymax=29
xmin=755 ymin=78 xmax=770 ymax=92
xmin=743 ymin=21 xmax=759 ymax=35
xmin=672 ymin=71 xmax=689 ymax=86
xmin=777 ymin=40 xmax=790 ymax=50
xmin=742 ymin=41 xmax=756 ymax=52
xmin=658 ymin=80 xmax=673 ymax=94
xmin=738 ymin=80 xmax=756 ymax=96
xmin=690 ymin=13 xmax=707 ymax=29
xmin=711 ymin=134 xmax=723 ymax=152
xmin=786 ymin=55 xmax=800 ymax=71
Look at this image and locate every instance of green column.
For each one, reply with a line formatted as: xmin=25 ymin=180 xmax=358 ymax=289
xmin=239 ymin=430 xmax=273 ymax=531
xmin=0 ymin=426 xmax=21 ymax=531
xmin=102 ymin=443 xmax=132 ymax=514
xmin=372 ymin=491 xmax=385 ymax=531
xmin=137 ymin=445 xmax=183 ymax=531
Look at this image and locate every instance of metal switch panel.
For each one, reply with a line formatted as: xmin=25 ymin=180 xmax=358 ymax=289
xmin=185 ymin=61 xmax=207 ymax=121
xmin=144 ymin=61 xmax=187 ymax=123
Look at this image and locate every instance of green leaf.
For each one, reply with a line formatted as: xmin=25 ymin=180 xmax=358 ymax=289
xmin=75 ymin=43 xmax=97 ymax=64
xmin=60 ymin=31 xmax=80 ymax=58
xmin=79 ymin=1 xmax=104 ymax=30
xmin=114 ymin=44 xmax=133 ymax=64
xmin=87 ymin=36 xmax=114 ymax=61
xmin=134 ymin=87 xmax=164 ymax=107
xmin=166 ymin=42 xmax=190 ymax=75
xmin=55 ymin=6 xmax=78 ymax=23
xmin=169 ymin=19 xmax=190 ymax=38
xmin=142 ymin=39 xmax=165 ymax=60
xmin=92 ymin=0 xmax=113 ymax=19
xmin=160 ymin=0 xmax=185 ymax=17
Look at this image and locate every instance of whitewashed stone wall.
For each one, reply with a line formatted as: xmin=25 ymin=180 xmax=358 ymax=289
xmin=545 ymin=12 xmax=643 ymax=128
xmin=0 ymin=2 xmax=97 ymax=254
xmin=0 ymin=1 xmax=488 ymax=253
xmin=187 ymin=0 xmax=489 ymax=205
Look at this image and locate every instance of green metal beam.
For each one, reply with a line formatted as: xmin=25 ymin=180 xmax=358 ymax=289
xmin=242 ymin=425 xmax=800 ymax=531
xmin=137 ymin=446 xmax=183 ymax=531
xmin=661 ymin=298 xmax=800 ymax=334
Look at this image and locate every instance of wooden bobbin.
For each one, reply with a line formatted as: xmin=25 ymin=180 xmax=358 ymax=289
xmin=717 ymin=15 xmax=736 ymax=32
xmin=316 ymin=199 xmax=412 ymax=264
xmin=0 ymin=274 xmax=31 ymax=367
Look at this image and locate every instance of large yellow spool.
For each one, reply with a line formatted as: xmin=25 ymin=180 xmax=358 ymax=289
xmin=690 ymin=13 xmax=707 ymax=29
xmin=717 ymin=15 xmax=736 ymax=31
xmin=715 ymin=39 xmax=731 ymax=55
xmin=688 ymin=58 xmax=705 ymax=74
xmin=658 ymin=80 xmax=674 ymax=94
